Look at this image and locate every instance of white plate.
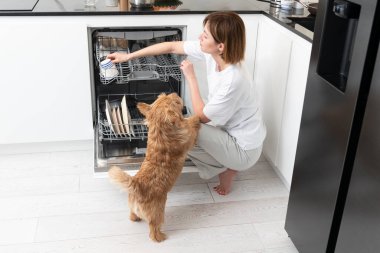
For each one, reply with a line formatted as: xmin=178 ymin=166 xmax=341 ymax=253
xmin=111 ymin=107 xmax=121 ymax=136
xmin=105 ymin=100 xmax=115 ymax=134
xmin=121 ymin=95 xmax=135 ymax=136
xmin=116 ymin=106 xmax=126 ymax=137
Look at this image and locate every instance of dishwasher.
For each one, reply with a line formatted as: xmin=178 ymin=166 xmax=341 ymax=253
xmin=88 ymin=26 xmax=195 ymax=175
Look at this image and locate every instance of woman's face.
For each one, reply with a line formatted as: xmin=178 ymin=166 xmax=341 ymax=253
xmin=199 ymin=22 xmax=221 ymax=55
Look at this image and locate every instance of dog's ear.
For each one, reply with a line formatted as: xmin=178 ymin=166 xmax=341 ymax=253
xmin=137 ymin=102 xmax=150 ymax=117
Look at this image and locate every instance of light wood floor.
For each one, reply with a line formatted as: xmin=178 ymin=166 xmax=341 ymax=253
xmin=0 ymin=147 xmax=298 ymax=253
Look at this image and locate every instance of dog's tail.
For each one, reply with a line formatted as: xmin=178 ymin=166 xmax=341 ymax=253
xmin=108 ymin=166 xmax=132 ymax=190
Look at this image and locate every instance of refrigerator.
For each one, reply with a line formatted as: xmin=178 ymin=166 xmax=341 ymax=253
xmin=285 ymin=0 xmax=380 ymax=252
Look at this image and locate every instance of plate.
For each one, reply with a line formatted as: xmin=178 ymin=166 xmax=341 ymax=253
xmin=121 ymin=95 xmax=135 ymax=136
xmin=111 ymin=106 xmax=122 ymax=136
xmin=105 ymin=99 xmax=115 ymax=134
xmin=116 ymin=106 xmax=126 ymax=137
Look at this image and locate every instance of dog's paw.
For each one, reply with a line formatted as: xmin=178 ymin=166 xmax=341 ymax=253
xmin=150 ymin=231 xmax=167 ymax=242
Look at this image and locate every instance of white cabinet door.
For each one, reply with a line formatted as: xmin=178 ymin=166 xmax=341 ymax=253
xmin=0 ymin=22 xmax=93 ymax=144
xmin=254 ymin=17 xmax=312 ymax=187
xmin=277 ymin=40 xmax=311 ymax=186
xmin=254 ymin=18 xmax=292 ymax=169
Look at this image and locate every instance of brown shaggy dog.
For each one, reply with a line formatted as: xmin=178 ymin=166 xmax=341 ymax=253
xmin=108 ymin=93 xmax=200 ymax=242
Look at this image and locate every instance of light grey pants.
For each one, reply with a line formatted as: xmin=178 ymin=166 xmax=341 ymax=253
xmin=187 ymin=123 xmax=263 ymax=179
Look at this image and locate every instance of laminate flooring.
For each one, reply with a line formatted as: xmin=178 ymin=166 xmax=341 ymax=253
xmin=0 ymin=147 xmax=298 ymax=253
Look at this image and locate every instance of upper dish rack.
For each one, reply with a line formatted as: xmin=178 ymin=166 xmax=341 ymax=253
xmin=95 ymin=37 xmax=183 ymax=85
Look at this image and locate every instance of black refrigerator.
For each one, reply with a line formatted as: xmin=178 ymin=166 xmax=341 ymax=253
xmin=285 ymin=0 xmax=380 ymax=252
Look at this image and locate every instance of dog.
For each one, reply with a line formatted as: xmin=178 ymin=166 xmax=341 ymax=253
xmin=108 ymin=93 xmax=200 ymax=242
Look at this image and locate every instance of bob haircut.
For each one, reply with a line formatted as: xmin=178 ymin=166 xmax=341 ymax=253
xmin=203 ymin=11 xmax=246 ymax=64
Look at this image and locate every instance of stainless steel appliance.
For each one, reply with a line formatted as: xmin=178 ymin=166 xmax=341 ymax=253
xmin=285 ymin=0 xmax=380 ymax=252
xmin=88 ymin=27 xmax=187 ymax=174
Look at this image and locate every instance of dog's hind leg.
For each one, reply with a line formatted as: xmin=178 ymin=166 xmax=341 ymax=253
xmin=130 ymin=211 xmax=141 ymax=222
xmin=146 ymin=200 xmax=167 ymax=242
xmin=149 ymin=219 xmax=166 ymax=242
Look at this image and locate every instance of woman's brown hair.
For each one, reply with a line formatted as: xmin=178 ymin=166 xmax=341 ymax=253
xmin=203 ymin=11 xmax=246 ymax=64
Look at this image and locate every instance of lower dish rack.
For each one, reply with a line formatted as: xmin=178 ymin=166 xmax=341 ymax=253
xmin=99 ymin=106 xmax=147 ymax=141
xmin=98 ymin=94 xmax=148 ymax=142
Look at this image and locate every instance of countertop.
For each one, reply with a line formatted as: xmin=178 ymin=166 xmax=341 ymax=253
xmin=0 ymin=0 xmax=314 ymax=42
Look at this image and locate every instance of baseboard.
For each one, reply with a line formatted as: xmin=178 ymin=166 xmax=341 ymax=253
xmin=263 ymin=153 xmax=291 ymax=191
xmin=0 ymin=139 xmax=93 ymax=155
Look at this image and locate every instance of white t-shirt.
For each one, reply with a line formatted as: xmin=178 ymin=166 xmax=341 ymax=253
xmin=184 ymin=41 xmax=266 ymax=150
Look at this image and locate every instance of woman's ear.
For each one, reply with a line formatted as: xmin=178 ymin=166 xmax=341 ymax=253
xmin=218 ymin=43 xmax=225 ymax=55
xmin=137 ymin=102 xmax=150 ymax=117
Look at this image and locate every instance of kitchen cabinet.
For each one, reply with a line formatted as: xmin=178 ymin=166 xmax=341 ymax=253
xmin=254 ymin=16 xmax=311 ymax=188
xmin=277 ymin=38 xmax=311 ymax=188
xmin=0 ymin=21 xmax=93 ymax=144
xmin=254 ymin=18 xmax=292 ymax=175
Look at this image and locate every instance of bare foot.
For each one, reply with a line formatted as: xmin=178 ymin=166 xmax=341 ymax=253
xmin=213 ymin=169 xmax=237 ymax=195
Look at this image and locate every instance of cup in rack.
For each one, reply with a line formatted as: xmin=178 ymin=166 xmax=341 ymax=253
xmin=100 ymin=58 xmax=114 ymax=68
xmin=100 ymin=59 xmax=119 ymax=79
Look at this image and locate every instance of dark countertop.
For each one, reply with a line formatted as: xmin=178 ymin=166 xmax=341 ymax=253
xmin=0 ymin=0 xmax=313 ymax=42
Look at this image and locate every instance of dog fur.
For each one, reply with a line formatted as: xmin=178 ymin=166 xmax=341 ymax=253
xmin=108 ymin=93 xmax=200 ymax=242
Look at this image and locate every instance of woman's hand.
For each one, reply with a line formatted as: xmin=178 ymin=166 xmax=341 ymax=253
xmin=180 ymin=59 xmax=196 ymax=81
xmin=181 ymin=59 xmax=209 ymax=123
xmin=107 ymin=52 xmax=130 ymax=63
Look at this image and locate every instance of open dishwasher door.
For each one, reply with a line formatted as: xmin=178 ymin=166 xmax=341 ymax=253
xmin=88 ymin=26 xmax=192 ymax=175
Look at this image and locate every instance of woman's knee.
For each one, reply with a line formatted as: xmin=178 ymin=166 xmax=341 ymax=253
xmin=196 ymin=124 xmax=221 ymax=147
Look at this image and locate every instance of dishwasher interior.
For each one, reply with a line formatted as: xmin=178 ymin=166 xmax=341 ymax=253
xmin=88 ymin=27 xmax=188 ymax=173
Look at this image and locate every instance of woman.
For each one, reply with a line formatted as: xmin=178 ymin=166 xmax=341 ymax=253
xmin=107 ymin=11 xmax=266 ymax=195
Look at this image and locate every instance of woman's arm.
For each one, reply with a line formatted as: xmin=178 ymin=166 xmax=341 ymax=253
xmin=181 ymin=60 xmax=210 ymax=123
xmin=107 ymin=41 xmax=185 ymax=63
